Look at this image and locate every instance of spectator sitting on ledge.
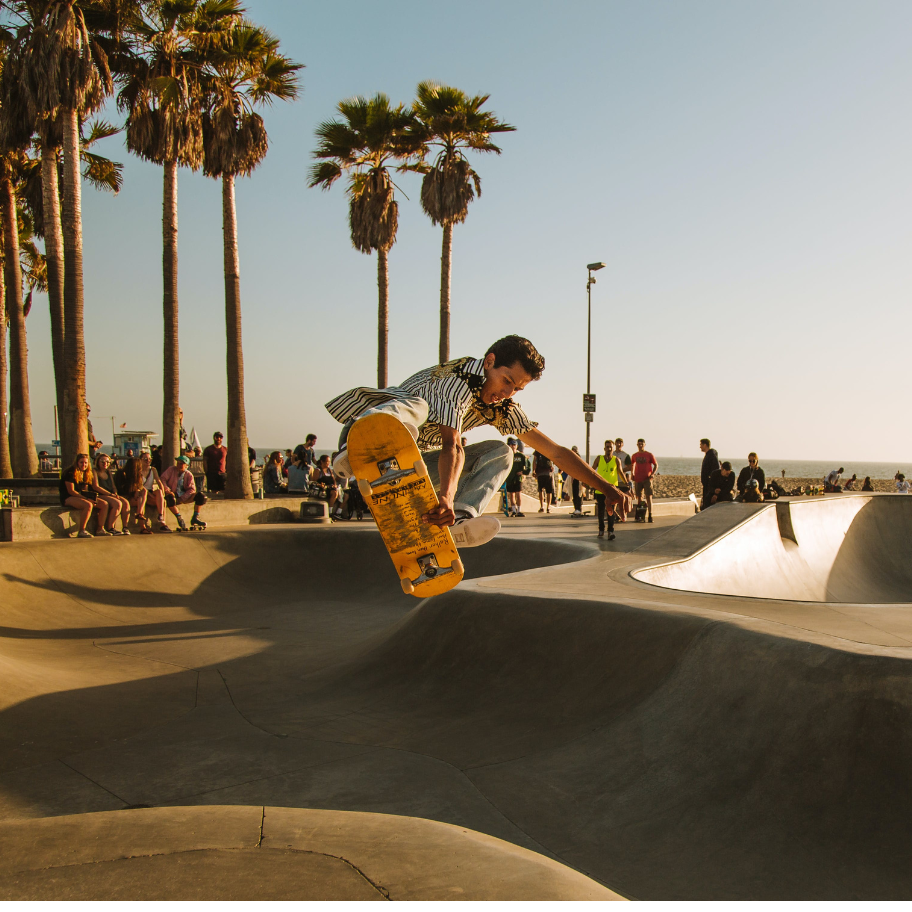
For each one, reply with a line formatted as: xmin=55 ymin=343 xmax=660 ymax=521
xmin=286 ymin=454 xmax=311 ymax=492
xmin=862 ymin=476 xmax=874 ymax=492
xmin=59 ymin=453 xmax=108 ymax=538
xmin=707 ymin=461 xmax=736 ymax=506
xmin=160 ymin=455 xmax=207 ymax=531
xmin=741 ymin=478 xmax=764 ymax=504
xmin=736 ymin=453 xmax=765 ymax=500
xmin=264 ymin=451 xmax=288 ymax=494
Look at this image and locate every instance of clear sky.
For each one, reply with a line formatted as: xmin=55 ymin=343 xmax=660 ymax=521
xmin=20 ymin=0 xmax=912 ymax=461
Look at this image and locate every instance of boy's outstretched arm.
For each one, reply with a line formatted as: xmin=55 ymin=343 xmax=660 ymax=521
xmin=421 ymin=425 xmax=464 ymax=527
xmin=520 ymin=427 xmax=630 ymax=508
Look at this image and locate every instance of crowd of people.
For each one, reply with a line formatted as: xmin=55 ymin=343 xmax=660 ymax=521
xmin=58 ymin=449 xmax=208 ymax=537
xmin=56 ymin=420 xmax=910 ymax=541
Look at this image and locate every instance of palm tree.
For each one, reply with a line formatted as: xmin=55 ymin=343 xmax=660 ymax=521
xmin=119 ymin=0 xmax=239 ymax=469
xmin=411 ymin=82 xmax=515 ymax=364
xmin=1 ymin=148 xmax=37 ymax=475
xmin=6 ymin=0 xmax=112 ymax=467
xmin=14 ymin=119 xmax=123 ymax=446
xmin=201 ymin=22 xmax=301 ymax=499
xmin=310 ymin=94 xmax=422 ymax=387
xmin=0 ymin=235 xmax=9 ymax=479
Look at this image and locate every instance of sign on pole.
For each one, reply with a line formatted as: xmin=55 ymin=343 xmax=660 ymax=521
xmin=583 ymin=394 xmax=596 ymax=413
xmin=584 ymin=413 xmax=594 ymax=422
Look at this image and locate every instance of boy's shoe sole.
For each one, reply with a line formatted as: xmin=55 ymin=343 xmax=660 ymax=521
xmin=450 ymin=515 xmax=501 ymax=549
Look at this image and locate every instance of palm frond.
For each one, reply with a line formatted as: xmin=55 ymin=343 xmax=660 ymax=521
xmin=82 ymin=150 xmax=123 ymax=193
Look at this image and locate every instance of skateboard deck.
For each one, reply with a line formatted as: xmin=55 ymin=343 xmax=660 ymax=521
xmin=348 ymin=413 xmax=464 ymax=598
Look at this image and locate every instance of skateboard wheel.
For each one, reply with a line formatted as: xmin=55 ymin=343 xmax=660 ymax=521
xmin=401 ymin=578 xmax=415 ymax=595
xmin=413 ymin=459 xmax=428 ymax=478
xmin=357 ymin=479 xmax=372 ymax=498
xmin=452 ymin=559 xmax=464 ymax=577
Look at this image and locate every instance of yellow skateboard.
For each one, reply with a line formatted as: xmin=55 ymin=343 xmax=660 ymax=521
xmin=348 ymin=413 xmax=464 ymax=598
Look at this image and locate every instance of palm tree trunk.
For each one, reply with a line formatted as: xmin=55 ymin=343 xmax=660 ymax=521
xmin=221 ymin=175 xmax=252 ymax=500
xmin=162 ymin=159 xmax=180 ymax=469
xmin=60 ymin=107 xmax=88 ymax=465
xmin=438 ymin=222 xmax=452 ymax=364
xmin=2 ymin=176 xmax=37 ymax=477
xmin=0 ymin=246 xmax=10 ymax=479
xmin=41 ymin=141 xmax=65 ymax=433
xmin=377 ymin=248 xmax=389 ymax=387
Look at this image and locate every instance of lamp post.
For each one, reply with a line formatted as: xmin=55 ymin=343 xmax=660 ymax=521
xmin=585 ymin=261 xmax=606 ymax=464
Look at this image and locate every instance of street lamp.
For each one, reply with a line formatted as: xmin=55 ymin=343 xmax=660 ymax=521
xmin=585 ymin=261 xmax=606 ymax=464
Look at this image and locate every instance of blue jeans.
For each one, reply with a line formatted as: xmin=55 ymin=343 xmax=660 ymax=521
xmin=339 ymin=396 xmax=512 ymax=517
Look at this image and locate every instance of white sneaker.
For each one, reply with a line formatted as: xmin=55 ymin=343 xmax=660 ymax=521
xmin=76 ymin=530 xmax=94 ymax=539
xmin=450 ymin=514 xmax=501 ymax=548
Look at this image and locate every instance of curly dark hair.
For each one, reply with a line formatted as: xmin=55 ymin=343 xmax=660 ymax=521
xmin=486 ymin=335 xmax=544 ymax=380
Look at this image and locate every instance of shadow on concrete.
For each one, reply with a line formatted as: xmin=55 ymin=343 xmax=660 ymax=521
xmin=1 ymin=527 xmax=911 ymax=898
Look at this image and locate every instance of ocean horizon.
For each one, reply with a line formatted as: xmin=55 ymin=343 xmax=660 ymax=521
xmin=36 ymin=444 xmax=907 ymax=481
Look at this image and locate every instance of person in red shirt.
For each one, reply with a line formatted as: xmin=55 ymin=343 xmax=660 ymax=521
xmin=203 ymin=432 xmax=228 ymax=493
xmin=630 ymin=438 xmax=658 ymax=523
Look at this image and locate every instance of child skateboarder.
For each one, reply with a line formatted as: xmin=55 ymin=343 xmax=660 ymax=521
xmin=326 ymin=335 xmax=630 ymax=548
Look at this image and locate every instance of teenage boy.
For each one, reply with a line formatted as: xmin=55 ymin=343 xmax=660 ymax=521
xmin=327 ymin=335 xmax=630 ymax=548
xmin=160 ymin=455 xmax=208 ymax=531
xmin=591 ymin=439 xmax=628 ymax=539
xmin=707 ymin=461 xmax=736 ymax=506
xmin=630 ymin=438 xmax=658 ymax=523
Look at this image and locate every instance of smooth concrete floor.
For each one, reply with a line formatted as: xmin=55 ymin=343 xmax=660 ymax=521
xmin=1 ymin=504 xmax=911 ymax=899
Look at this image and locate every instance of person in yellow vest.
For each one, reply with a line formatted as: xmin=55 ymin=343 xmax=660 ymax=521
xmin=591 ymin=439 xmax=629 ymax=539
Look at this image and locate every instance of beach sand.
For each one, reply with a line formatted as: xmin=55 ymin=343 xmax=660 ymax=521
xmin=523 ymin=475 xmax=896 ymax=500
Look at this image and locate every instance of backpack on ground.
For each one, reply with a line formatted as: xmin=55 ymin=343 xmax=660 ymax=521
xmin=634 ymin=501 xmax=648 ymax=522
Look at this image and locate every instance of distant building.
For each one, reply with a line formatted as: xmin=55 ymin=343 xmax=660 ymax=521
xmin=113 ymin=430 xmax=158 ymax=458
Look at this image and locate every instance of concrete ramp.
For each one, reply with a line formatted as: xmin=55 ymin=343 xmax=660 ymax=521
xmin=1 ymin=522 xmax=912 ymax=898
xmin=635 ymin=495 xmax=912 ymax=602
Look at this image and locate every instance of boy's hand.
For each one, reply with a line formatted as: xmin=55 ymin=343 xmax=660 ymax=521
xmin=423 ymin=496 xmax=456 ymax=527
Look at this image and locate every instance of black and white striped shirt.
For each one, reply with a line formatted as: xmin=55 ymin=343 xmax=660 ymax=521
xmin=325 ymin=357 xmax=537 ymax=451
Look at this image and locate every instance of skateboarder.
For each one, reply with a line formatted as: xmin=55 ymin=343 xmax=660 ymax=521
xmin=327 ymin=335 xmax=630 ymax=548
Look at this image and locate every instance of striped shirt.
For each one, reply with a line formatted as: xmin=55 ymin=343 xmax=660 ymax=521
xmin=325 ymin=357 xmax=537 ymax=451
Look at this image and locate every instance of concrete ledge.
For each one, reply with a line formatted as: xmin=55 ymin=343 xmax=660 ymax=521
xmin=0 ymin=498 xmax=312 ymax=542
xmin=0 ymin=806 xmax=623 ymax=900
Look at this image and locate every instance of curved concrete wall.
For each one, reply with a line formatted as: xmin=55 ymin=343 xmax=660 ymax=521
xmin=634 ymin=496 xmax=912 ymax=603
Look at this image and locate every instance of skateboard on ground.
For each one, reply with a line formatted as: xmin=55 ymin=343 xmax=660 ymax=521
xmin=348 ymin=413 xmax=464 ymax=598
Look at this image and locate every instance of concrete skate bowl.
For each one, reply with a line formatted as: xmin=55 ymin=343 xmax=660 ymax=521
xmin=633 ymin=495 xmax=912 ymax=602
xmin=1 ymin=524 xmax=912 ymax=899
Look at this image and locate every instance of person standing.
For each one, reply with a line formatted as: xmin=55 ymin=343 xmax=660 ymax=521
xmin=591 ymin=439 xmax=628 ymax=539
xmin=504 ymin=437 xmax=530 ymax=516
xmin=203 ymin=432 xmax=228 ymax=494
xmin=630 ymin=438 xmax=658 ymax=523
xmin=569 ymin=445 xmax=584 ymax=516
xmin=614 ymin=438 xmax=632 ymax=519
xmin=534 ymin=449 xmax=555 ymax=513
xmin=699 ymin=438 xmax=720 ymax=510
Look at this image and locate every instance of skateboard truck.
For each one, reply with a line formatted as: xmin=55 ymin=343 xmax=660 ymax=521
xmin=370 ymin=456 xmax=428 ymax=489
xmin=401 ymin=553 xmax=461 ymax=594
